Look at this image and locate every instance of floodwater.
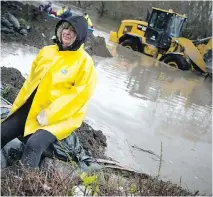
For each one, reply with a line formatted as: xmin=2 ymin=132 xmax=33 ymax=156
xmin=87 ymin=46 xmax=212 ymax=195
xmin=1 ymin=2 xmax=212 ymax=194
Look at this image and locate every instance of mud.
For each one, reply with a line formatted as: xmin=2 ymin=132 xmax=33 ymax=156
xmin=75 ymin=122 xmax=107 ymax=159
xmin=86 ymin=31 xmax=112 ymax=57
xmin=1 ymin=66 xmax=25 ymax=89
xmin=1 ymin=67 xmax=25 ymax=103
xmin=1 ymin=1 xmax=112 ymax=58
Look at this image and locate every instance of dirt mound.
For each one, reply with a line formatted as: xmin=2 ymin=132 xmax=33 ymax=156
xmin=1 ymin=1 xmax=56 ymax=49
xmin=85 ymin=31 xmax=112 ymax=57
xmin=1 ymin=83 xmax=19 ymax=104
xmin=1 ymin=66 xmax=25 ymax=89
xmin=1 ymin=67 xmax=25 ymax=103
xmin=76 ymin=122 xmax=107 ymax=159
xmin=1 ymin=1 xmax=112 ymax=57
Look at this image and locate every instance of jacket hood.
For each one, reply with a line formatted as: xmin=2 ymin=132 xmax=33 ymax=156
xmin=55 ymin=16 xmax=88 ymax=51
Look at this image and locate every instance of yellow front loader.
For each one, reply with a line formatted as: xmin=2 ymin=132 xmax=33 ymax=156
xmin=109 ymin=7 xmax=212 ymax=75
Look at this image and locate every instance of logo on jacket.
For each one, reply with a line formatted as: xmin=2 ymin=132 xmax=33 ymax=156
xmin=61 ymin=69 xmax=68 ymax=75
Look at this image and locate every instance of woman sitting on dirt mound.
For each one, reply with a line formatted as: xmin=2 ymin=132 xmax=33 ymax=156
xmin=1 ymin=16 xmax=97 ymax=168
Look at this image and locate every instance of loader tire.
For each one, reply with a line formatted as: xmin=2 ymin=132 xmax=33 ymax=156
xmin=163 ymin=55 xmax=190 ymax=71
xmin=121 ymin=39 xmax=139 ymax=51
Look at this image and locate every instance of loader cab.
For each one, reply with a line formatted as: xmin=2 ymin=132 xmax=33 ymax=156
xmin=145 ymin=7 xmax=187 ymax=49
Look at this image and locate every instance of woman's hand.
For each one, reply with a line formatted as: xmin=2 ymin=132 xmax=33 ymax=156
xmin=37 ymin=110 xmax=48 ymax=126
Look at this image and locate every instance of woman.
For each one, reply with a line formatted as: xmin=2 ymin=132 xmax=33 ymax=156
xmin=1 ymin=16 xmax=97 ymax=168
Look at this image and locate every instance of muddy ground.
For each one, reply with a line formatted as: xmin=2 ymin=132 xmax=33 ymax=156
xmin=1 ymin=1 xmax=112 ymax=57
xmin=1 ymin=67 xmax=25 ymax=103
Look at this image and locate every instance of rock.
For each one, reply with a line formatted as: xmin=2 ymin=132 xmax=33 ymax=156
xmin=26 ymin=25 xmax=32 ymax=32
xmin=0 ymin=138 xmax=22 ymax=168
xmin=2 ymin=138 xmax=22 ymax=156
xmin=5 ymin=12 xmax=20 ymax=29
xmin=10 ymin=3 xmax=22 ymax=11
xmin=1 ymin=151 xmax=8 ymax=168
xmin=19 ymin=28 xmax=28 ymax=35
xmin=1 ymin=17 xmax=13 ymax=29
xmin=1 ymin=26 xmax=15 ymax=34
xmin=1 ymin=106 xmax=11 ymax=120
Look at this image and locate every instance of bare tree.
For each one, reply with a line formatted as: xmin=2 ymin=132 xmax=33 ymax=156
xmin=70 ymin=1 xmax=212 ymax=39
xmin=95 ymin=1 xmax=107 ymax=17
xmin=77 ymin=1 xmax=93 ymax=9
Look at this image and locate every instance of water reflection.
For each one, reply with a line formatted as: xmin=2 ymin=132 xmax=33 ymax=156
xmin=124 ymin=54 xmax=212 ymax=142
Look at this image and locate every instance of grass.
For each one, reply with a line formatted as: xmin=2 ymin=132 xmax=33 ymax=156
xmin=1 ymin=136 xmax=194 ymax=196
xmin=1 ymin=159 xmax=193 ymax=196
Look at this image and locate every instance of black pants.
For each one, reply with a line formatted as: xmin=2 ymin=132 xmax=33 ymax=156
xmin=1 ymin=91 xmax=56 ymax=168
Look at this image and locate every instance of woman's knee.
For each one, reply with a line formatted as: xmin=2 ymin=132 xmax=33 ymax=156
xmin=24 ymin=129 xmax=56 ymax=152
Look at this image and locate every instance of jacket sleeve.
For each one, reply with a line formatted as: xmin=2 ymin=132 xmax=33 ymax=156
xmin=44 ymin=62 xmax=97 ymax=125
xmin=10 ymin=48 xmax=44 ymax=113
xmin=27 ymin=48 xmax=44 ymax=82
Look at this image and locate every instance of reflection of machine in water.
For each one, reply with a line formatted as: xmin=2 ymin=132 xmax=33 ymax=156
xmin=107 ymin=41 xmax=212 ymax=141
xmin=125 ymin=54 xmax=212 ymax=109
xmin=124 ymin=56 xmax=212 ymax=142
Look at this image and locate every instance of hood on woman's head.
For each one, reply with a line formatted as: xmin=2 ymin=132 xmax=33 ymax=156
xmin=56 ymin=21 xmax=76 ymax=44
xmin=55 ymin=16 xmax=88 ymax=51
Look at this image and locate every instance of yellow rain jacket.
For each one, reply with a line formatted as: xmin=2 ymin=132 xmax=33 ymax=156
xmin=83 ymin=14 xmax=93 ymax=27
xmin=57 ymin=7 xmax=66 ymax=17
xmin=8 ymin=16 xmax=97 ymax=140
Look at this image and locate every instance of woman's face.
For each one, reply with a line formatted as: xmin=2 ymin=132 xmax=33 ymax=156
xmin=61 ymin=28 xmax=76 ymax=47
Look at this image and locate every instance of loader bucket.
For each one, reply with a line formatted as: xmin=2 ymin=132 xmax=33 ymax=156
xmin=176 ymin=37 xmax=207 ymax=73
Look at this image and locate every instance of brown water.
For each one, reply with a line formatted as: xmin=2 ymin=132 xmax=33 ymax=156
xmin=80 ymin=10 xmax=212 ymax=194
xmin=1 ymin=2 xmax=212 ymax=194
xmin=86 ymin=45 xmax=212 ymax=194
